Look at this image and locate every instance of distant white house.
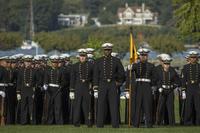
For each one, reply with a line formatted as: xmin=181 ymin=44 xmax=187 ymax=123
xmin=58 ymin=13 xmax=88 ymax=27
xmin=117 ymin=3 xmax=158 ymax=25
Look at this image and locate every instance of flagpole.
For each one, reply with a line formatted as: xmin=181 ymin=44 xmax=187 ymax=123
xmin=128 ymin=27 xmax=138 ymax=127
xmin=128 ymin=27 xmax=133 ymax=127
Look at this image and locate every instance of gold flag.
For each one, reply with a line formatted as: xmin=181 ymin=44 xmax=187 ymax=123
xmin=130 ymin=32 xmax=138 ymax=64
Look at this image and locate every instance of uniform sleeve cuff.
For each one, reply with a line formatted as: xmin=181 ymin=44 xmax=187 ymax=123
xmin=182 ymin=87 xmax=186 ymax=91
xmin=70 ymin=88 xmax=74 ymax=91
xmin=124 ymin=89 xmax=129 ymax=92
xmin=93 ymin=86 xmax=98 ymax=90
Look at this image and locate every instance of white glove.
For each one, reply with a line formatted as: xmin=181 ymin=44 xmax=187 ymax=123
xmin=69 ymin=92 xmax=75 ymax=100
xmin=158 ymin=88 xmax=163 ymax=93
xmin=127 ymin=64 xmax=132 ymax=70
xmin=94 ymin=90 xmax=98 ymax=98
xmin=43 ymin=84 xmax=48 ymax=91
xmin=182 ymin=91 xmax=186 ymax=100
xmin=0 ymin=91 xmax=6 ymax=98
xmin=124 ymin=92 xmax=129 ymax=99
xmin=17 ymin=94 xmax=21 ymax=100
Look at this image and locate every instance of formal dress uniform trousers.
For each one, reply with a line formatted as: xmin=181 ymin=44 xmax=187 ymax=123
xmin=34 ymin=67 xmax=45 ymax=124
xmin=17 ymin=67 xmax=36 ymax=124
xmin=5 ymin=68 xmax=17 ymax=124
xmin=182 ymin=63 xmax=200 ymax=125
xmin=44 ymin=67 xmax=63 ymax=124
xmin=156 ymin=67 xmax=180 ymax=125
xmin=60 ymin=65 xmax=71 ymax=124
xmin=70 ymin=62 xmax=93 ymax=126
xmin=15 ymin=67 xmax=21 ymax=124
xmin=0 ymin=66 xmax=6 ymax=124
xmin=93 ymin=56 xmax=125 ymax=128
xmin=131 ymin=62 xmax=155 ymax=127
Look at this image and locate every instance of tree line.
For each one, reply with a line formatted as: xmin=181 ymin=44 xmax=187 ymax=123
xmin=0 ymin=25 xmax=185 ymax=54
xmin=0 ymin=0 xmax=199 ymax=53
xmin=0 ymin=0 xmax=174 ymax=32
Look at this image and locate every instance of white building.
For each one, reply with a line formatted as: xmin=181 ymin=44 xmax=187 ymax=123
xmin=117 ymin=3 xmax=158 ymax=25
xmin=58 ymin=13 xmax=88 ymax=27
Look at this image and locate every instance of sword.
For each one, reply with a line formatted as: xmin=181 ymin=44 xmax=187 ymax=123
xmin=15 ymin=98 xmax=21 ymax=124
xmin=156 ymin=92 xmax=162 ymax=125
xmin=124 ymin=93 xmax=128 ymax=124
xmin=94 ymin=94 xmax=98 ymax=125
xmin=88 ymin=88 xmax=93 ymax=127
xmin=180 ymin=99 xmax=185 ymax=124
xmin=69 ymin=97 xmax=74 ymax=124
xmin=42 ymin=91 xmax=49 ymax=124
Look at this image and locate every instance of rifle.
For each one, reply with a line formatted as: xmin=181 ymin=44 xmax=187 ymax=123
xmin=0 ymin=96 xmax=5 ymax=126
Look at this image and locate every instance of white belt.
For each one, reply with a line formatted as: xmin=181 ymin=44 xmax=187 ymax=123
xmin=49 ymin=83 xmax=60 ymax=88
xmin=136 ymin=78 xmax=151 ymax=82
xmin=162 ymin=85 xmax=173 ymax=89
xmin=0 ymin=83 xmax=8 ymax=87
xmin=8 ymin=83 xmax=14 ymax=86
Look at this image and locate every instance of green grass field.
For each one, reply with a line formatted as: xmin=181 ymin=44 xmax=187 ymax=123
xmin=1 ymin=125 xmax=200 ymax=133
xmin=1 ymin=95 xmax=200 ymax=133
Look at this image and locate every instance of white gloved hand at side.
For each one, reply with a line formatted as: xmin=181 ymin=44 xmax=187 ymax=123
xmin=182 ymin=91 xmax=186 ymax=100
xmin=17 ymin=94 xmax=21 ymax=100
xmin=159 ymin=88 xmax=163 ymax=93
xmin=94 ymin=90 xmax=98 ymax=98
xmin=69 ymin=92 xmax=75 ymax=100
xmin=43 ymin=84 xmax=48 ymax=91
xmin=124 ymin=92 xmax=129 ymax=99
xmin=127 ymin=65 xmax=132 ymax=70
xmin=0 ymin=91 xmax=6 ymax=98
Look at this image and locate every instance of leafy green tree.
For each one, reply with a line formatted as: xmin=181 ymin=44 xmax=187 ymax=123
xmin=148 ymin=0 xmax=173 ymax=25
xmin=147 ymin=34 xmax=185 ymax=53
xmin=0 ymin=0 xmax=28 ymax=32
xmin=61 ymin=0 xmax=83 ymax=14
xmin=0 ymin=32 xmax=23 ymax=50
xmin=34 ymin=0 xmax=64 ymax=31
xmin=173 ymin=0 xmax=200 ymax=42
xmin=98 ymin=11 xmax=118 ymax=24
xmin=86 ymin=36 xmax=103 ymax=58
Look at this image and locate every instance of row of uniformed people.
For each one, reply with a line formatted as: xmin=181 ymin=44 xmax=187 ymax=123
xmin=0 ymin=44 xmax=123 ymax=127
xmin=0 ymin=53 xmax=72 ymax=125
xmin=0 ymin=43 xmax=200 ymax=128
xmin=125 ymin=49 xmax=200 ymax=127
